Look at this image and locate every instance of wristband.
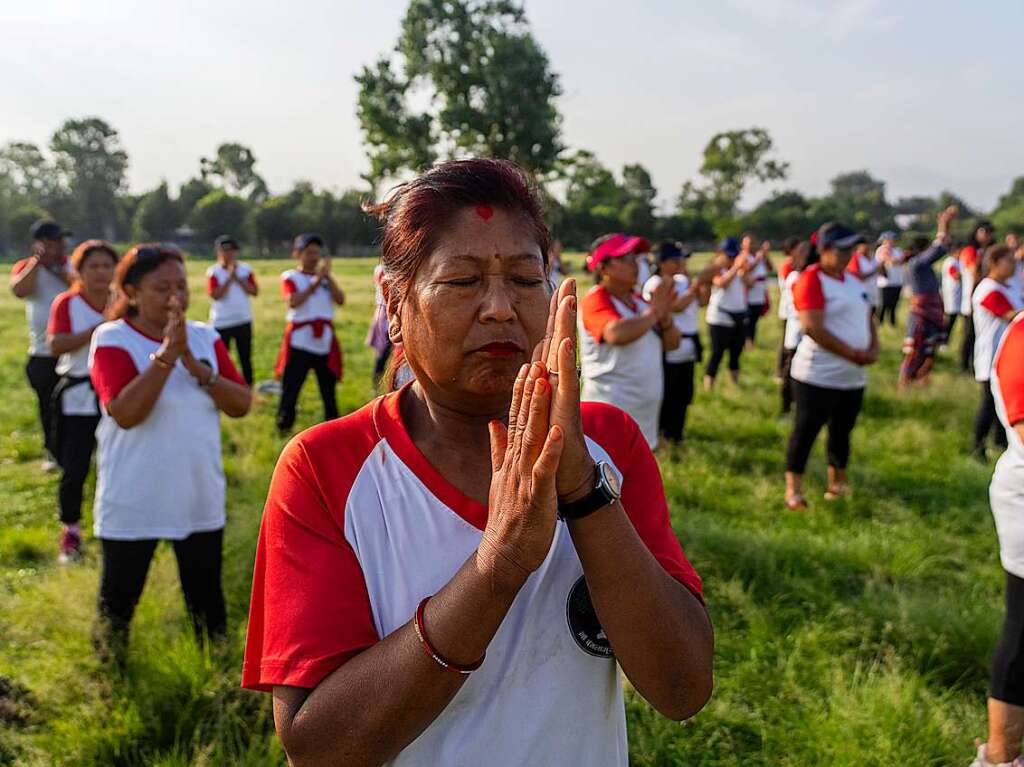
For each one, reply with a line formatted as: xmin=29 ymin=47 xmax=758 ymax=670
xmin=413 ymin=596 xmax=485 ymax=674
xmin=201 ymin=371 xmax=219 ymax=389
xmin=149 ymin=352 xmax=173 ymax=370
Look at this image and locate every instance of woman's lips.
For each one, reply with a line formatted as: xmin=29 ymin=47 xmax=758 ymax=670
xmin=477 ymin=342 xmax=524 ymax=358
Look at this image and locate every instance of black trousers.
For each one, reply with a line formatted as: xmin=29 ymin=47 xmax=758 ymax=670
xmin=775 ymin=321 xmax=789 ymax=378
xmin=961 ymin=316 xmax=976 ymax=373
xmin=217 ymin=322 xmax=254 ymax=385
xmin=277 ymin=348 xmax=339 ymax=432
xmin=660 ymin=360 xmax=695 ymax=443
xmin=745 ymin=304 xmax=766 ymax=343
xmin=992 ymin=571 xmax=1024 ymax=706
xmin=944 ymin=312 xmax=959 ymax=340
xmin=975 ymin=380 xmax=1010 ymax=452
xmin=879 ymin=286 xmax=902 ymax=326
xmin=705 ymin=323 xmax=745 ymax=379
xmin=25 ymin=356 xmax=59 ymax=458
xmin=58 ymin=413 xmax=100 ymax=524
xmin=786 ymin=380 xmax=865 ymax=474
xmin=779 ymin=348 xmax=797 ymax=414
xmin=97 ymin=529 xmax=226 ymax=644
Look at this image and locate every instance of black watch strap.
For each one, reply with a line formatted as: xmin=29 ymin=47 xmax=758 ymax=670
xmin=558 ymin=463 xmax=617 ymax=521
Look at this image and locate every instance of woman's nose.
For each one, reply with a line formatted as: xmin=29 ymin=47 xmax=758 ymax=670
xmin=479 ymin=279 xmax=515 ymax=323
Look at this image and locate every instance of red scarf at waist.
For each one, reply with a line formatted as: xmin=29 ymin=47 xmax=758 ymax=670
xmin=274 ymin=319 xmax=343 ymax=380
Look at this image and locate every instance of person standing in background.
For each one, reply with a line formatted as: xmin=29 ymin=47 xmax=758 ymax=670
xmin=972 ymin=245 xmax=1024 ymax=462
xmin=776 ymin=237 xmax=801 ymax=381
xmin=206 ymin=235 xmax=258 ymax=386
xmin=275 ymin=234 xmax=345 ymax=434
xmin=9 ymin=219 xmax=73 ymax=471
xmin=366 ymin=261 xmax=392 ymax=390
xmin=1006 ymin=232 xmax=1023 ymax=302
xmin=960 ymin=221 xmax=996 ymax=373
xmin=876 ymin=231 xmax=905 ymax=327
xmin=46 ymin=240 xmax=118 ymax=563
xmin=846 ymin=240 xmax=881 ymax=315
xmin=741 ymin=235 xmax=773 ymax=347
xmin=779 ymin=241 xmax=816 ymax=416
xmin=703 ymin=237 xmax=752 ymax=391
xmin=643 ymin=242 xmax=703 ymax=443
xmin=941 ymin=245 xmax=963 ymax=344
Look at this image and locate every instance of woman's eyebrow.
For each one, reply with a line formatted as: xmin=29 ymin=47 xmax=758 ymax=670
xmin=451 ymin=253 xmax=541 ymax=263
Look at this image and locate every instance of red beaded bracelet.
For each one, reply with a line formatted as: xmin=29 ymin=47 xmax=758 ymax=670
xmin=413 ymin=596 xmax=485 ymax=674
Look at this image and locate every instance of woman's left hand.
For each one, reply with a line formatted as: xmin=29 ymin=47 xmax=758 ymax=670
xmin=532 ymin=278 xmax=595 ymax=502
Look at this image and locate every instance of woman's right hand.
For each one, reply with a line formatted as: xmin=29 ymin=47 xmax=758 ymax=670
xmin=159 ymin=297 xmax=188 ymax=362
xmin=479 ymin=362 xmax=564 ymax=580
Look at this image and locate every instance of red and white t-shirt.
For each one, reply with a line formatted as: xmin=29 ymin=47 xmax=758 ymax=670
xmin=642 ymin=273 xmax=698 ymax=364
xmin=11 ymin=257 xmax=70 ymax=356
xmin=782 ymin=270 xmax=803 ymax=351
xmin=777 ymin=257 xmax=794 ymax=319
xmin=705 ymin=265 xmax=748 ymax=327
xmin=206 ymin=262 xmax=256 ymax=328
xmin=989 ymin=314 xmax=1024 ymax=578
xmin=846 ymin=250 xmax=880 ymax=307
xmin=47 ymin=290 xmax=106 ymax=416
xmin=243 ymin=388 xmax=701 ymax=766
xmin=579 ymin=285 xmax=663 ymax=449
xmin=790 ymin=265 xmax=871 ymax=390
xmin=745 ymin=255 xmax=769 ymax=306
xmin=281 ymin=269 xmax=335 ymax=355
xmin=972 ymin=278 xmax=1024 ymax=382
xmin=941 ymin=256 xmax=962 ymax=315
xmin=88 ymin=319 xmax=244 ymax=540
xmin=960 ymin=246 xmax=980 ymax=316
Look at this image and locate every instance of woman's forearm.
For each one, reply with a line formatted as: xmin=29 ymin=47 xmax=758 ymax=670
xmin=187 ymin=362 xmax=253 ymax=416
xmin=274 ymin=548 xmax=527 ymax=767
xmin=48 ymin=326 xmax=96 ymax=356
xmin=568 ymin=504 xmax=713 ymax=720
xmin=105 ymin=362 xmax=174 ymax=428
xmin=603 ymin=311 xmax=659 ymax=345
xmin=661 ymin=323 xmax=681 ymax=352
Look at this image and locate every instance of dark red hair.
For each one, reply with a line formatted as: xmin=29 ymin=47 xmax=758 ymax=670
xmin=364 ymin=158 xmax=551 ymax=311
xmin=109 ymin=243 xmax=185 ymax=319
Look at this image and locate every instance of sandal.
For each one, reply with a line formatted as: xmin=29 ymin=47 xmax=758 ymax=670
xmin=784 ymin=494 xmax=807 ymax=511
xmin=823 ymin=483 xmax=851 ymax=501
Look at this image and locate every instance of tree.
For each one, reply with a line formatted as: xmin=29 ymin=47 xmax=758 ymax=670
xmin=178 ymin=177 xmax=214 ymax=223
xmin=739 ymin=190 xmax=814 ymax=242
xmin=992 ymin=176 xmax=1024 ymax=234
xmin=825 ymin=170 xmax=894 ymax=234
xmin=188 ymin=190 xmax=249 ymax=246
xmin=0 ymin=141 xmax=60 ymax=200
xmin=619 ymin=164 xmax=657 ymax=235
xmin=49 ymin=117 xmax=128 ymax=238
xmin=356 ymin=0 xmax=563 ymax=185
xmin=252 ymin=196 xmax=299 ymax=253
xmin=132 ymin=182 xmax=181 ymax=241
xmin=9 ymin=203 xmax=53 ymax=251
xmin=200 ymin=143 xmax=269 ymax=202
xmin=698 ymin=128 xmax=788 ymax=219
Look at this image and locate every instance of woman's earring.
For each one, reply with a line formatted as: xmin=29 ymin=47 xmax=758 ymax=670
xmin=388 ymin=318 xmax=403 ymax=344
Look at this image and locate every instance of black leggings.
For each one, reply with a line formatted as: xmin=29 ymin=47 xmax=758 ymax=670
xmin=879 ymin=286 xmax=901 ymax=326
xmin=660 ymin=360 xmax=695 ymax=443
xmin=992 ymin=571 xmax=1024 ymax=705
xmin=97 ymin=529 xmax=226 ymax=646
xmin=217 ymin=322 xmax=254 ymax=385
xmin=779 ymin=348 xmax=797 ymax=415
xmin=705 ymin=323 xmax=745 ymax=379
xmin=26 ymin=356 xmax=59 ymax=458
xmin=944 ymin=312 xmax=959 ymax=340
xmin=786 ymin=381 xmax=865 ymax=474
xmin=746 ymin=304 xmax=766 ymax=343
xmin=975 ymin=380 xmax=1010 ymax=453
xmin=961 ymin=316 xmax=976 ymax=373
xmin=57 ymin=413 xmax=100 ymax=524
xmin=277 ymin=348 xmax=339 ymax=432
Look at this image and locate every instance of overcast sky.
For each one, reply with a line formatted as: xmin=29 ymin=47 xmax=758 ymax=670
xmin=3 ymin=0 xmax=1022 ymax=211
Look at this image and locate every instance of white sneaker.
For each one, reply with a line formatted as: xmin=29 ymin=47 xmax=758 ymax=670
xmin=970 ymin=742 xmax=1024 ymax=767
xmin=41 ymin=454 xmax=59 ymax=473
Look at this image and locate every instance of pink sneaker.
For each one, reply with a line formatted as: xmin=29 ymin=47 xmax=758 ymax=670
xmin=58 ymin=524 xmax=82 ymax=564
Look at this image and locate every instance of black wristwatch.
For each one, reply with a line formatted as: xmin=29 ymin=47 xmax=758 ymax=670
xmin=558 ymin=461 xmax=622 ymax=521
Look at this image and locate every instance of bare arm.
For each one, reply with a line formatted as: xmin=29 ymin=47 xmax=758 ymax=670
xmin=48 ymin=325 xmax=100 ymax=356
xmin=325 ymin=276 xmax=345 ymax=306
xmin=10 ymin=257 xmax=41 ymax=298
xmin=288 ymin=278 xmax=321 ymax=309
xmin=660 ymin=319 xmax=681 ymax=352
xmin=712 ymin=260 xmax=742 ymax=289
xmin=211 ymin=277 xmax=232 ymax=300
xmin=603 ymin=309 xmax=660 ymax=346
xmin=105 ymin=359 xmax=175 ymax=429
xmin=181 ymin=353 xmax=253 ymax=417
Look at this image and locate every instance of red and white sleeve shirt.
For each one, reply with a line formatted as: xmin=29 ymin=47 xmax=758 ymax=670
xmin=88 ymin=318 xmax=244 ymax=540
xmin=790 ymin=265 xmax=871 ymax=390
xmin=960 ymin=246 xmax=979 ymax=316
xmin=972 ymin=278 xmax=1024 ymax=382
xmin=989 ymin=314 xmax=1024 ymax=578
xmin=206 ymin=262 xmax=256 ymax=329
xmin=12 ymin=257 xmax=70 ymax=357
xmin=243 ymin=388 xmax=702 ymax=766
xmin=47 ymin=290 xmax=107 ymax=416
xmin=281 ymin=269 xmax=335 ymax=355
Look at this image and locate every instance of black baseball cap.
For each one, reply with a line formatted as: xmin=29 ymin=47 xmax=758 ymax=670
xmin=30 ymin=219 xmax=72 ymax=240
xmin=818 ymin=223 xmax=866 ymax=250
xmin=214 ymin=235 xmax=239 ymax=249
xmin=656 ymin=241 xmax=683 ymax=262
xmin=293 ymin=233 xmax=324 ymax=251
xmin=718 ymin=236 xmax=740 ymax=258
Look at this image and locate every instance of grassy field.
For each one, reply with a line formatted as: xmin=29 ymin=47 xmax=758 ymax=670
xmin=0 ymin=255 xmax=1005 ymax=766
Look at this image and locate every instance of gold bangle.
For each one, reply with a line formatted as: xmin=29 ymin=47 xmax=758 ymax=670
xmin=148 ymin=352 xmax=172 ymax=370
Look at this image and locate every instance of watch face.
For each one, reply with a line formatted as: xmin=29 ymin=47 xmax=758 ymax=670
xmin=599 ymin=462 xmax=621 ymax=498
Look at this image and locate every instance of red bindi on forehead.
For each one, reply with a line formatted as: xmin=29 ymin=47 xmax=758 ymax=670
xmin=475 ymin=205 xmax=494 ymax=221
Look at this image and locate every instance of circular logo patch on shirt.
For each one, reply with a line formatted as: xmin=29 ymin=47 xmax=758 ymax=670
xmin=566 ymin=576 xmax=614 ymax=658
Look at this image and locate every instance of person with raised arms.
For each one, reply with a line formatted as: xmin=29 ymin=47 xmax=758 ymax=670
xmin=972 ymin=245 xmax=1024 ymax=462
xmin=580 ymin=233 xmax=680 ymax=449
xmin=784 ymin=223 xmax=878 ymax=510
xmin=739 ymin=233 xmax=773 ymax=346
xmin=275 ymin=234 xmax=345 ymax=434
xmin=46 ymin=240 xmax=118 ymax=563
xmin=703 ymin=236 xmax=753 ymax=391
xmin=9 ymin=219 xmax=73 ymax=470
xmin=206 ymin=235 xmax=258 ymax=385
xmin=89 ymin=244 xmax=251 ymax=659
xmin=242 ymin=159 xmax=712 ymax=767
xmin=961 ymin=221 xmax=997 ymax=373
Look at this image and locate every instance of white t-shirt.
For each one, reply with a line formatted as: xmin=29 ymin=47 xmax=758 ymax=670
xmin=206 ymin=262 xmax=255 ymax=328
xmin=973 ymin=278 xmax=1024 ymax=382
xmin=48 ymin=290 xmax=106 ymax=416
xmin=790 ymin=265 xmax=871 ymax=390
xmin=635 ymin=257 xmax=653 ymax=293
xmin=705 ymin=265 xmax=748 ymax=327
xmin=745 ymin=255 xmax=769 ymax=305
xmin=1008 ymin=260 xmax=1024 ymax=304
xmin=579 ymin=286 xmax=663 ymax=448
xmin=282 ymin=269 xmax=336 ymax=355
xmin=990 ymin=314 xmax=1024 ymax=578
xmin=847 ymin=251 xmax=881 ymax=307
xmin=242 ymin=390 xmax=704 ymax=767
xmin=777 ymin=259 xmax=794 ymax=319
xmin=783 ymin=270 xmax=803 ymax=351
xmin=89 ymin=319 xmax=236 ymax=540
xmin=877 ymin=246 xmax=905 ymax=288
xmin=961 ymin=247 xmax=981 ymax=316
xmin=642 ymin=274 xmax=698 ymax=363
xmin=11 ymin=257 xmax=70 ymax=356
xmin=941 ymin=256 xmax=962 ymax=315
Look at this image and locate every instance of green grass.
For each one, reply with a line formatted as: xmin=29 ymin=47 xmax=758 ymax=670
xmin=0 ymin=255 xmax=1003 ymax=766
